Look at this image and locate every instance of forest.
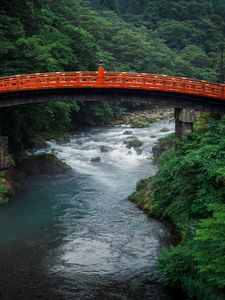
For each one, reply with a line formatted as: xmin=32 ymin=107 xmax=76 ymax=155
xmin=1 ymin=1 xmax=225 ymax=299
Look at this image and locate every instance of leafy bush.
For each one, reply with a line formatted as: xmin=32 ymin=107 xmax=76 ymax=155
xmin=151 ymin=119 xmax=225 ymax=227
xmin=194 ymin=204 xmax=225 ymax=289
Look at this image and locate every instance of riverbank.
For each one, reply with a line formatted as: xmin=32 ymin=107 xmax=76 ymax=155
xmin=128 ymin=118 xmax=225 ymax=300
xmin=128 ymin=135 xmax=173 ymax=213
xmin=128 ymin=136 xmax=181 ymax=247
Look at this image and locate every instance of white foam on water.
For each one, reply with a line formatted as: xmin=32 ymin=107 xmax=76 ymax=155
xmin=35 ymin=119 xmax=174 ymax=187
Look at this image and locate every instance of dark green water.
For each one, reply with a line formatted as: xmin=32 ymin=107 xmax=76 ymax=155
xmin=0 ymin=120 xmax=177 ymax=300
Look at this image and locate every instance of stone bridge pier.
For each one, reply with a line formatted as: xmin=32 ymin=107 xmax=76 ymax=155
xmin=175 ymin=107 xmax=196 ymax=137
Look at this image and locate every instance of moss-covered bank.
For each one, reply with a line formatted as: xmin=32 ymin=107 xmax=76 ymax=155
xmin=129 ymin=177 xmax=155 ymax=213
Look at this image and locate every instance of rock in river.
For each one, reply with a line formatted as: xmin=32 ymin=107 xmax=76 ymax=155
xmin=123 ymin=130 xmax=133 ymax=136
xmin=124 ymin=138 xmax=143 ymax=149
xmin=18 ymin=153 xmax=71 ymax=176
xmin=91 ymin=157 xmax=101 ymax=163
xmin=135 ymin=148 xmax=142 ymax=155
xmin=100 ymin=145 xmax=112 ymax=153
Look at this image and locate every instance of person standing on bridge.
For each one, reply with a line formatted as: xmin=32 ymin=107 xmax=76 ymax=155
xmin=97 ymin=60 xmax=105 ymax=84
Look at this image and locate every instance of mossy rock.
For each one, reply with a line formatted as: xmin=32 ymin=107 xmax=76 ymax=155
xmin=130 ymin=118 xmax=149 ymax=128
xmin=124 ymin=138 xmax=143 ymax=149
xmin=129 ymin=177 xmax=155 ymax=214
xmin=152 ymin=140 xmax=173 ymax=160
xmin=19 ymin=153 xmax=71 ymax=176
xmin=160 ymin=127 xmax=170 ymax=132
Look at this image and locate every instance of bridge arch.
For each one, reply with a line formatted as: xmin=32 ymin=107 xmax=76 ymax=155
xmin=1 ymin=66 xmax=225 ymax=135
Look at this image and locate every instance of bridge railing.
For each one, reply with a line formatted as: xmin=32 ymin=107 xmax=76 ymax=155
xmin=0 ymin=71 xmax=224 ymax=101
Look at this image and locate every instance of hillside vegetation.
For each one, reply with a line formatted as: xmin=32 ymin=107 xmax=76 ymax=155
xmin=130 ymin=115 xmax=225 ymax=299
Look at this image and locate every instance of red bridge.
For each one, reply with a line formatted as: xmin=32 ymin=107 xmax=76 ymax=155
xmin=0 ymin=66 xmax=225 ymax=135
xmin=0 ymin=66 xmax=224 ymax=101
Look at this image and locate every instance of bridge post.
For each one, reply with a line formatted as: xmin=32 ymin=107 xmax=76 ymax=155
xmin=175 ymin=107 xmax=196 ymax=137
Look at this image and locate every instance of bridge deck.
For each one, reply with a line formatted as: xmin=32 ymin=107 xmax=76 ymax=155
xmin=0 ymin=71 xmax=224 ymax=101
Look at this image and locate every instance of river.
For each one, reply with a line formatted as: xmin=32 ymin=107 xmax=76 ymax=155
xmin=0 ymin=119 xmax=177 ymax=300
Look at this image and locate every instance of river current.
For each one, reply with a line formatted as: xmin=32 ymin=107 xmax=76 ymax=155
xmin=0 ymin=119 xmax=176 ymax=300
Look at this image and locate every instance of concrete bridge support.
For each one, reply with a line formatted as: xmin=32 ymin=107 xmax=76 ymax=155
xmin=175 ymin=107 xmax=196 ymax=137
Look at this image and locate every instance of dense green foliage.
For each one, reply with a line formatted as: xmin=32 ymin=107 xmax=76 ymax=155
xmin=90 ymin=0 xmax=225 ymax=80
xmin=152 ymin=118 xmax=225 ymax=226
xmin=2 ymin=101 xmax=79 ymax=150
xmin=158 ymin=204 xmax=225 ymax=300
xmin=1 ymin=0 xmax=225 ymax=149
xmin=153 ymin=120 xmax=225 ymax=299
xmin=130 ymin=116 xmax=225 ymax=299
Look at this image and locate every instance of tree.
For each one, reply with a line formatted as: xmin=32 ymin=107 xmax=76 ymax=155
xmin=217 ymin=43 xmax=225 ymax=83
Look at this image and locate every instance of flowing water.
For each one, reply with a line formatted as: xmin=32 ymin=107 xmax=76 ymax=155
xmin=0 ymin=119 xmax=177 ymax=300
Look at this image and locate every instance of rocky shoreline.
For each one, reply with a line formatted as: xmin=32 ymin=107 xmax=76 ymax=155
xmin=128 ymin=136 xmax=180 ymax=245
xmin=110 ymin=107 xmax=174 ymax=127
xmin=129 ymin=136 xmax=173 ymax=208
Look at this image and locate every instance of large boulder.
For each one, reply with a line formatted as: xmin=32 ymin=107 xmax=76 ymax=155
xmin=124 ymin=137 xmax=143 ymax=149
xmin=160 ymin=127 xmax=170 ymax=132
xmin=18 ymin=153 xmax=71 ymax=176
xmin=152 ymin=140 xmax=173 ymax=160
